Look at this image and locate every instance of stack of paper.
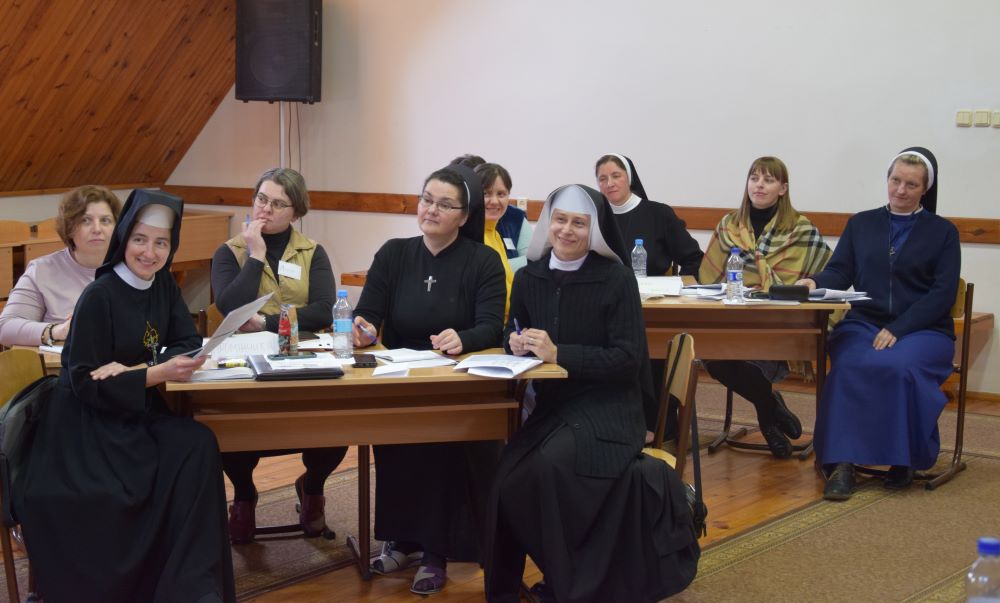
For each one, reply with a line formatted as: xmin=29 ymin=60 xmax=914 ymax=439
xmin=809 ymin=288 xmax=870 ymax=301
xmin=190 ymin=367 xmax=255 ymax=382
xmin=369 ymin=348 xmax=457 ymax=378
xmin=209 ymin=331 xmax=279 ymax=360
xmin=453 ymin=354 xmax=543 ymax=379
xmin=680 ymin=283 xmax=725 ymax=300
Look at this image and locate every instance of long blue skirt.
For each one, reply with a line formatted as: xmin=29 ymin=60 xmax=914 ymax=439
xmin=814 ymin=320 xmax=954 ymax=470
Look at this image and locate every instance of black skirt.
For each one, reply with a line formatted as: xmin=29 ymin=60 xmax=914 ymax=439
xmin=485 ymin=415 xmax=699 ymax=603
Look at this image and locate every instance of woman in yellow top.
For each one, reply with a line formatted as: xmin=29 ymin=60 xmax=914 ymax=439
xmin=698 ymin=156 xmax=832 ymax=457
xmin=475 ymin=162 xmax=530 ymax=319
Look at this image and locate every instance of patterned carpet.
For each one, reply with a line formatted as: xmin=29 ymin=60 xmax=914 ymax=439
xmin=669 ymin=455 xmax=1000 ymax=603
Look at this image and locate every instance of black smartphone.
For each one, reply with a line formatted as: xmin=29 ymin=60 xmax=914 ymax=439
xmin=353 ymin=353 xmax=377 ymax=368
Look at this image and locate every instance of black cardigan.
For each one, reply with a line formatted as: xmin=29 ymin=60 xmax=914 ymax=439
xmin=503 ymin=251 xmax=646 ymax=478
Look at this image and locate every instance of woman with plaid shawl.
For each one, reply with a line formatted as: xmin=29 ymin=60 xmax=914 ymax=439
xmin=698 ymin=157 xmax=832 ymax=458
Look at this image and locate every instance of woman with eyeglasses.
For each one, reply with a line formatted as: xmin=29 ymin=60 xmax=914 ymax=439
xmin=209 ymin=167 xmax=345 ymax=545
xmin=352 ymin=164 xmax=506 ymax=595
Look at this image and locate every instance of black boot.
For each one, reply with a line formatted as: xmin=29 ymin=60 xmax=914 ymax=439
xmin=823 ymin=463 xmax=856 ymax=501
xmin=772 ymin=391 xmax=802 ymax=439
xmin=883 ymin=465 xmax=914 ymax=490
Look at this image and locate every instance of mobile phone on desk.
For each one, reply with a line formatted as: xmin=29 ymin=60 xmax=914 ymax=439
xmin=353 ymin=353 xmax=377 ymax=368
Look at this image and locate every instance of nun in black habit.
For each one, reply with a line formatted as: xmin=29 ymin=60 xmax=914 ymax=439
xmin=17 ymin=190 xmax=235 ymax=603
xmin=352 ymin=164 xmax=507 ymax=594
xmin=484 ymin=185 xmax=700 ymax=603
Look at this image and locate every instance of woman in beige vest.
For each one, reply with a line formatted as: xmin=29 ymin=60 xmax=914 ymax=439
xmin=210 ymin=167 xmax=343 ymax=544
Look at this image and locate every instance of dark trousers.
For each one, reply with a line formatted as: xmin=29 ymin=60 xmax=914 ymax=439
xmin=702 ymin=360 xmax=778 ymax=425
xmin=222 ymin=446 xmax=348 ymax=500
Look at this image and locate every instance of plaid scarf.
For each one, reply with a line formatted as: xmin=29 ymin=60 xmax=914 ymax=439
xmin=698 ymin=210 xmax=831 ymax=289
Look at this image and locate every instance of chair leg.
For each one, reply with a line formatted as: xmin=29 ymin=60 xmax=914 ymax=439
xmin=708 ymin=388 xmax=747 ymax=453
xmin=2 ymin=527 xmax=20 ymax=603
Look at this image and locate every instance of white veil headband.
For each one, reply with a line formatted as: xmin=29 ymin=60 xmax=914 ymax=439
xmin=526 ymin=185 xmax=621 ymax=263
xmin=889 ymin=151 xmax=935 ymax=191
xmin=610 ymin=153 xmax=633 ymax=185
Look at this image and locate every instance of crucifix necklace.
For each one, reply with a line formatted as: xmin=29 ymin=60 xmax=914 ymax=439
xmin=423 ymin=275 xmax=437 ymax=292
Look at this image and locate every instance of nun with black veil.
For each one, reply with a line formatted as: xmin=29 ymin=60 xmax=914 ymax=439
xmin=797 ymin=147 xmax=961 ymax=501
xmin=16 ymin=190 xmax=235 ymax=602
xmin=484 ymin=185 xmax=700 ymax=603
xmin=352 ymin=164 xmax=506 ymax=594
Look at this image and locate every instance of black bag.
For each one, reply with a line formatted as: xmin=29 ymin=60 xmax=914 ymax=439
xmin=0 ymin=375 xmax=57 ymax=523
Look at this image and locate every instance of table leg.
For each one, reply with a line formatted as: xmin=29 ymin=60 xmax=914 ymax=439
xmin=346 ymin=444 xmax=373 ymax=580
xmin=798 ymin=310 xmax=830 ymax=461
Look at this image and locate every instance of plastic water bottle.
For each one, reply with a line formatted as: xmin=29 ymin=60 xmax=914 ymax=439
xmin=332 ymin=290 xmax=353 ymax=359
xmin=968 ymin=537 xmax=1000 ymax=602
xmin=726 ymin=247 xmax=744 ymax=303
xmin=631 ymin=239 xmax=647 ymax=278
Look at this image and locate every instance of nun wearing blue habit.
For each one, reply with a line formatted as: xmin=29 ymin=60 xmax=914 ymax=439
xmin=17 ymin=190 xmax=235 ymax=602
xmin=484 ymin=185 xmax=699 ymax=603
xmin=804 ymin=147 xmax=961 ymax=500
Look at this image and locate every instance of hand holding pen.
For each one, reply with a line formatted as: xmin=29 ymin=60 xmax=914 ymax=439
xmin=352 ymin=316 xmax=378 ymax=347
xmin=509 ymin=318 xmax=530 ymax=356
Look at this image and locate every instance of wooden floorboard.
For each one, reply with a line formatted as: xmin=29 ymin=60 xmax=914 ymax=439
xmin=7 ymin=373 xmax=997 ymax=601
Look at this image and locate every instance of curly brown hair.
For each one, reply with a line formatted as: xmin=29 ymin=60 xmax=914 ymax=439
xmin=56 ymin=185 xmax=123 ymax=249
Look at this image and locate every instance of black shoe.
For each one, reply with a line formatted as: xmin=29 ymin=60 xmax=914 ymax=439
xmin=760 ymin=423 xmax=793 ymax=459
xmin=529 ymin=580 xmax=556 ymax=603
xmin=823 ymin=463 xmax=855 ymax=501
xmin=772 ymin=392 xmax=802 ymax=439
xmin=883 ymin=465 xmax=914 ymax=490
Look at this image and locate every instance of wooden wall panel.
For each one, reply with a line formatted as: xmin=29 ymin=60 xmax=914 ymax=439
xmin=0 ymin=0 xmax=235 ymax=193
xmin=164 ymin=185 xmax=1000 ymax=245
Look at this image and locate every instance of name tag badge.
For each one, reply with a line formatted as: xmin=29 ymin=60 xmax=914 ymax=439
xmin=277 ymin=261 xmax=302 ymax=280
xmin=503 ymin=237 xmax=516 ymax=251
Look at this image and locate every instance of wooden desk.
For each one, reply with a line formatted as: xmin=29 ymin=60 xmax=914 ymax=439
xmin=642 ymin=297 xmax=848 ymax=458
xmin=165 ymin=355 xmax=566 ymax=580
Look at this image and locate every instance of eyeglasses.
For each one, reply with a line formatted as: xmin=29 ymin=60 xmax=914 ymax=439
xmin=253 ymin=192 xmax=292 ymax=211
xmin=418 ymin=196 xmax=464 ymax=213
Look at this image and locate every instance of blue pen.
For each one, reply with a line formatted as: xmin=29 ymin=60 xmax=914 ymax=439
xmin=244 ymin=214 xmax=251 ymax=227
xmin=513 ymin=318 xmax=522 ymax=335
xmin=356 ymin=316 xmax=378 ymax=344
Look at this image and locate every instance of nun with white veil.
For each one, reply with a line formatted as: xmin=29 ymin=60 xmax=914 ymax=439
xmin=483 ymin=185 xmax=700 ymax=603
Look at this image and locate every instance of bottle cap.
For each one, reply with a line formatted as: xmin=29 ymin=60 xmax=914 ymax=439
xmin=731 ymin=247 xmax=740 ymax=253
xmin=337 ymin=290 xmax=348 ymax=298
xmin=979 ymin=537 xmax=1000 ymax=556
xmin=635 ymin=239 xmax=643 ymax=245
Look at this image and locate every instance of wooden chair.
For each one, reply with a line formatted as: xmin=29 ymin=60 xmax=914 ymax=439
xmin=645 ymin=334 xmax=703 ymax=479
xmin=195 ymin=304 xmax=224 ymax=337
xmin=0 ymin=349 xmax=45 ymax=603
xmin=855 ymin=279 xmax=974 ymax=490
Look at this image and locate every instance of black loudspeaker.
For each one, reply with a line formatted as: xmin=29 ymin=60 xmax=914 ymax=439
xmin=236 ymin=0 xmax=322 ymax=103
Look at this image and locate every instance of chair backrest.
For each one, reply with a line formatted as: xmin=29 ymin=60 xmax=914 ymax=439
xmin=0 ymin=221 xmax=30 ymax=244
xmin=664 ymin=333 xmax=696 ymax=410
xmin=34 ymin=217 xmax=58 ymax=238
xmin=0 ymin=350 xmax=45 ymax=407
xmin=950 ymin=277 xmax=967 ymax=320
xmin=651 ymin=333 xmax=698 ymax=473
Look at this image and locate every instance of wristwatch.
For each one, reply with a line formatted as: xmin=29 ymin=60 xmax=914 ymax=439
xmin=42 ymin=323 xmax=55 ymax=346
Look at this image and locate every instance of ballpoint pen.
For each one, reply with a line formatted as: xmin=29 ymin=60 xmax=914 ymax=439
xmin=513 ymin=318 xmax=522 ymax=335
xmin=356 ymin=317 xmax=378 ymax=344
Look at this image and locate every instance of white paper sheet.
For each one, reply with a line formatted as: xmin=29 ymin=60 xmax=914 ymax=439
xmin=209 ymin=331 xmax=279 ymax=361
xmin=189 ymin=367 xmax=254 ymax=381
xmin=192 ymin=293 xmax=273 ymax=358
xmin=809 ymin=288 xmax=869 ymax=301
xmin=453 ymin=354 xmax=543 ymax=378
xmin=638 ymin=276 xmax=684 ymax=299
xmin=370 ymin=348 xmax=447 ymax=363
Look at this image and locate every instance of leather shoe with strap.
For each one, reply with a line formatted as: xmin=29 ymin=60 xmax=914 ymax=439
xmin=823 ymin=463 xmax=856 ymax=501
xmin=760 ymin=423 xmax=793 ymax=459
xmin=772 ymin=391 xmax=802 ymax=439
xmin=295 ymin=474 xmax=327 ymax=537
xmin=228 ymin=492 xmax=258 ymax=544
